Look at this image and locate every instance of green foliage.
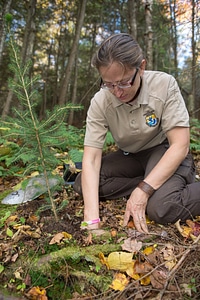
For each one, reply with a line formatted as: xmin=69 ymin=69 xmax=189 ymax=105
xmin=190 ymin=118 xmax=200 ymax=152
xmin=104 ymin=131 xmax=115 ymax=149
xmin=0 ymin=140 xmax=22 ymax=177
xmin=64 ymin=125 xmax=85 ymax=150
xmin=188 ymin=277 xmax=197 ymax=294
xmin=5 ymin=13 xmax=13 ymax=24
xmin=68 ymin=148 xmax=83 ymax=162
xmin=0 ymin=211 xmax=11 ymax=228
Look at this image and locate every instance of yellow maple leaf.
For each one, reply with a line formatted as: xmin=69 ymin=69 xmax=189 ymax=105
xmin=100 ymin=251 xmax=152 ymax=287
xmin=99 ymin=251 xmax=134 ymax=271
xmin=107 ymin=252 xmax=134 ymax=271
xmin=140 ymin=275 xmax=151 ymax=286
xmin=62 ymin=231 xmax=72 ymax=239
xmin=110 ymin=273 xmax=129 ymax=291
xmin=142 ymin=245 xmax=156 ymax=256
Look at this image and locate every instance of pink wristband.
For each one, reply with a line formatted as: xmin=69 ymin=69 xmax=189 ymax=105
xmin=81 ymin=218 xmax=100 ymax=227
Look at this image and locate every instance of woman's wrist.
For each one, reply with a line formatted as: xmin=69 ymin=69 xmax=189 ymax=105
xmin=81 ymin=218 xmax=101 ymax=227
xmin=137 ymin=180 xmax=155 ymax=197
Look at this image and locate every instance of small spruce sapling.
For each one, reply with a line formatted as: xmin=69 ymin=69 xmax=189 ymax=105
xmin=3 ymin=17 xmax=81 ymax=221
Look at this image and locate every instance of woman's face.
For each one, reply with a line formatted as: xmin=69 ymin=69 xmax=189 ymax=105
xmin=99 ymin=61 xmax=145 ymax=103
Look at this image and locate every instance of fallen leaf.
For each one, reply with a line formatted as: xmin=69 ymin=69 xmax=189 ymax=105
xmin=26 ymin=230 xmax=41 ymax=239
xmin=26 ymin=286 xmax=48 ymax=300
xmin=126 ymin=262 xmax=140 ymax=280
xmin=99 ymin=252 xmax=109 ymax=269
xmin=107 ymin=252 xmax=134 ymax=271
xmin=126 ymin=260 xmax=152 ymax=285
xmin=161 ymin=243 xmax=177 ymax=270
xmin=30 ymin=171 xmax=40 ymax=177
xmin=175 ymin=219 xmax=192 ymax=238
xmin=110 ymin=228 xmax=117 ymax=237
xmin=62 ymin=231 xmax=72 ymax=239
xmin=6 ymin=227 xmax=13 ymax=237
xmin=11 ymin=252 xmax=19 ymax=262
xmin=150 ymin=269 xmax=167 ymax=289
xmin=49 ymin=232 xmax=65 ymax=244
xmin=142 ymin=245 xmax=156 ymax=256
xmin=127 ymin=220 xmax=134 ymax=228
xmin=180 ymin=283 xmax=192 ymax=297
xmin=28 ymin=215 xmax=39 ymax=223
xmin=24 ymin=273 xmax=32 ymax=286
xmin=13 ymin=224 xmax=31 ymax=230
xmin=110 ymin=273 xmax=129 ymax=291
xmin=121 ymin=238 xmax=142 ymax=253
xmin=100 ymin=251 xmax=134 ymax=271
xmin=134 ymin=260 xmax=153 ymax=274
xmin=14 ymin=269 xmax=23 ymax=280
xmin=186 ymin=219 xmax=200 ymax=237
xmin=6 ymin=215 xmax=18 ymax=225
xmin=140 ymin=275 xmax=151 ymax=286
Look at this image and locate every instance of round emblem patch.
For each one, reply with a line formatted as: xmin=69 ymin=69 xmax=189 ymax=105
xmin=145 ymin=112 xmax=158 ymax=127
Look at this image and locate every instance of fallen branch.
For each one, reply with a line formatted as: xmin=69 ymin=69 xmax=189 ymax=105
xmin=158 ymin=234 xmax=200 ymax=299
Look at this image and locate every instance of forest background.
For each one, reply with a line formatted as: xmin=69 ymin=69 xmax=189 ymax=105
xmin=0 ymin=1 xmax=200 ymax=299
xmin=0 ymin=0 xmax=199 ymax=127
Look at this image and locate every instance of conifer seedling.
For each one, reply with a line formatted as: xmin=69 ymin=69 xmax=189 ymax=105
xmin=2 ymin=18 xmax=81 ymax=221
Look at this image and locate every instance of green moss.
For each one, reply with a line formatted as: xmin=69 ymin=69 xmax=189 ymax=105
xmin=0 ymin=202 xmax=17 ymax=219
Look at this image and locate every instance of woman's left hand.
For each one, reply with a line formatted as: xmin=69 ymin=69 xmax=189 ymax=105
xmin=123 ymin=187 xmax=149 ymax=233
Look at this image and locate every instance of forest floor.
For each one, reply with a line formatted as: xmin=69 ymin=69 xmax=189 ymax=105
xmin=0 ymin=155 xmax=200 ymax=300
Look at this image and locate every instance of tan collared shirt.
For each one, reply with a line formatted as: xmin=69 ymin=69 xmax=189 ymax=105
xmin=84 ymin=71 xmax=189 ymax=153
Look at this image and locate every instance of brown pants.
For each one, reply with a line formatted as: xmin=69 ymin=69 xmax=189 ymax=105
xmin=74 ymin=142 xmax=200 ymax=224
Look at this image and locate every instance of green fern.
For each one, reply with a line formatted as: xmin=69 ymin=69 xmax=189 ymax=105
xmin=190 ymin=118 xmax=200 ymax=152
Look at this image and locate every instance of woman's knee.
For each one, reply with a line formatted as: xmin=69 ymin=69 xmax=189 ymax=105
xmin=146 ymin=194 xmax=181 ymax=224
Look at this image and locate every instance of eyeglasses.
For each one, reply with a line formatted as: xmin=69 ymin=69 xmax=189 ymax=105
xmin=100 ymin=68 xmax=139 ymax=90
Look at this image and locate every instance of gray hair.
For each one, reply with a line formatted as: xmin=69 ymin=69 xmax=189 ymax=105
xmin=92 ymin=33 xmax=144 ymax=71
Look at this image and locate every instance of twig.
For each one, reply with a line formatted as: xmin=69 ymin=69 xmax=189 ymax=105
xmin=158 ymin=234 xmax=200 ymax=299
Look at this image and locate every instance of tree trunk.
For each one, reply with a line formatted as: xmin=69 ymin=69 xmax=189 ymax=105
xmin=169 ymin=0 xmax=178 ymax=77
xmin=0 ymin=0 xmax=12 ymax=67
xmin=127 ymin=0 xmax=137 ymax=39
xmin=68 ymin=54 xmax=78 ymax=125
xmin=58 ymin=0 xmax=87 ymax=105
xmin=21 ymin=0 xmax=37 ymax=63
xmin=144 ymin=0 xmax=153 ymax=70
xmin=191 ymin=0 xmax=196 ymax=118
xmin=2 ymin=0 xmax=37 ymax=119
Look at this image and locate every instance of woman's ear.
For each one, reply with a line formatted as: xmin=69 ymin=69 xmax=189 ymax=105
xmin=140 ymin=59 xmax=146 ymax=75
